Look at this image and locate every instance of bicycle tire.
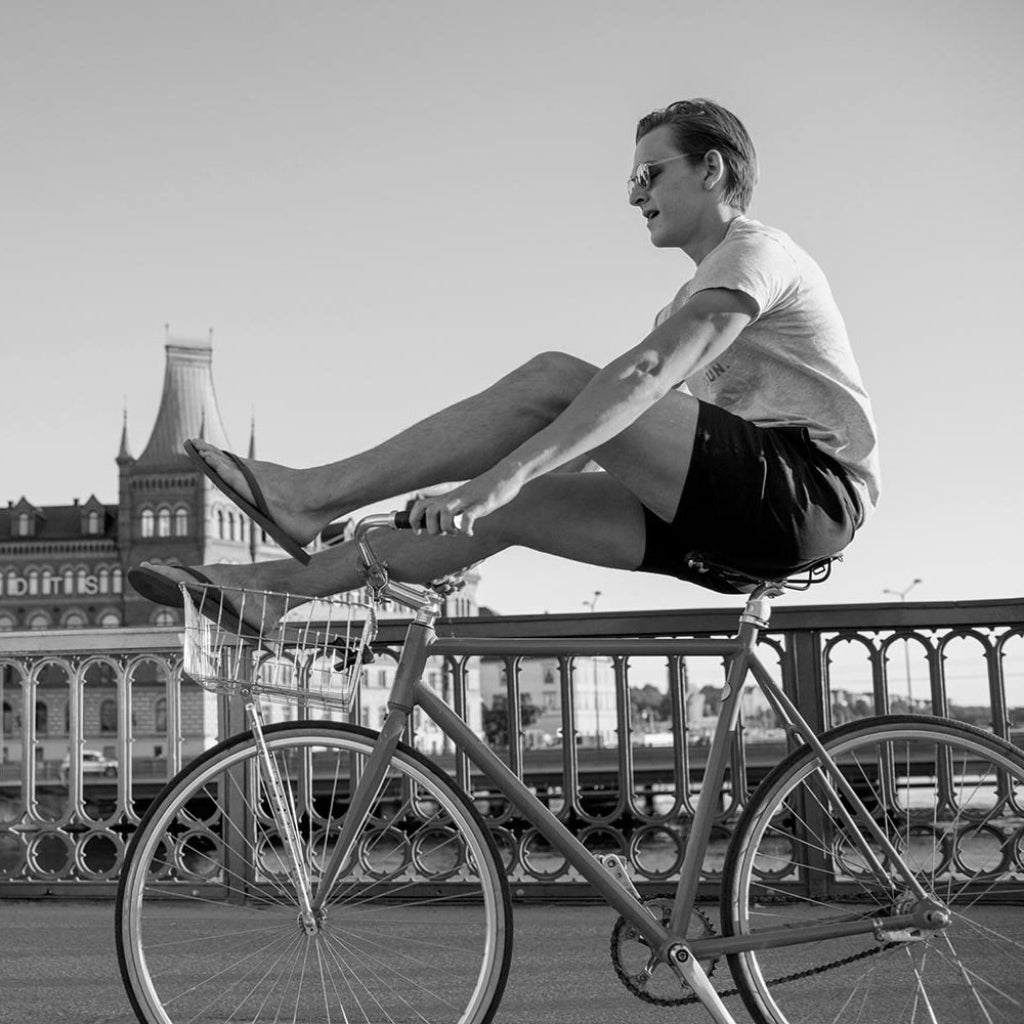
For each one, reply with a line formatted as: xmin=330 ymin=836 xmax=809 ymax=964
xmin=116 ymin=721 xmax=513 ymax=1024
xmin=722 ymin=714 xmax=1024 ymax=1023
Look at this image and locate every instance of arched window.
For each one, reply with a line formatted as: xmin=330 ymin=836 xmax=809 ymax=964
xmin=154 ymin=698 xmax=167 ymax=733
xmin=112 ymin=568 xmax=123 ymax=594
xmin=157 ymin=509 xmax=171 ymax=537
xmin=227 ymin=511 xmax=236 ymax=541
xmin=35 ymin=701 xmax=48 ymax=735
xmin=0 ymin=614 xmax=15 ymax=632
xmin=41 ymin=569 xmax=54 ymax=596
xmin=87 ymin=510 xmax=101 ymax=534
xmin=16 ymin=512 xmax=31 ymax=536
xmin=27 ymin=569 xmax=39 ymax=596
xmin=97 ymin=567 xmax=109 ymax=594
xmin=99 ymin=611 xmax=121 ymax=629
xmin=63 ymin=567 xmax=74 ymax=594
xmin=76 ymin=568 xmax=88 ymax=594
xmin=217 ymin=509 xmax=225 ymax=539
xmin=153 ymin=609 xmax=176 ymax=627
xmin=28 ymin=612 xmax=50 ymax=630
xmin=140 ymin=509 xmax=155 ymax=538
xmin=2 ymin=701 xmax=13 ymax=735
xmin=174 ymin=508 xmax=189 ymax=536
xmin=99 ymin=699 xmax=117 ymax=733
xmin=62 ymin=612 xmax=87 ymax=629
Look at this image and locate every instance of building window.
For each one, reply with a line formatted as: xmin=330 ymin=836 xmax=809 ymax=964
xmin=27 ymin=569 xmax=39 ymax=596
xmin=2 ymin=701 xmax=13 ymax=735
xmin=86 ymin=510 xmax=101 ymax=534
xmin=63 ymin=567 xmax=74 ymax=594
xmin=76 ymin=568 xmax=88 ymax=594
xmin=36 ymin=701 xmax=48 ymax=735
xmin=62 ymin=612 xmax=87 ymax=629
xmin=157 ymin=509 xmax=171 ymax=537
xmin=99 ymin=699 xmax=117 ymax=733
xmin=153 ymin=609 xmax=176 ymax=627
xmin=28 ymin=612 xmax=50 ymax=630
xmin=16 ymin=512 xmax=32 ymax=537
xmin=99 ymin=611 xmax=121 ymax=629
xmin=112 ymin=568 xmax=122 ymax=594
xmin=0 ymin=614 xmax=15 ymax=631
xmin=174 ymin=508 xmax=189 ymax=536
xmin=140 ymin=509 xmax=155 ymax=538
xmin=154 ymin=698 xmax=167 ymax=733
xmin=217 ymin=509 xmax=225 ymax=539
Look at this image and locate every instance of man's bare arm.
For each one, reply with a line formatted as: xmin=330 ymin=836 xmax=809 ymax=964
xmin=494 ymin=287 xmax=756 ymax=483
xmin=408 ymin=287 xmax=757 ymax=534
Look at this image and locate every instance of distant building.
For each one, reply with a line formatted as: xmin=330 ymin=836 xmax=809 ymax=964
xmin=0 ymin=331 xmax=483 ymax=767
xmin=0 ymin=332 xmax=291 ymax=632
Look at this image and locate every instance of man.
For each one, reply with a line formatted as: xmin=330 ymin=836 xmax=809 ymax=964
xmin=131 ymin=98 xmax=878 ymax=628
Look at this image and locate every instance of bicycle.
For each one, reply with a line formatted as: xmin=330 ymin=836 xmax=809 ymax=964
xmin=116 ymin=512 xmax=1024 ymax=1023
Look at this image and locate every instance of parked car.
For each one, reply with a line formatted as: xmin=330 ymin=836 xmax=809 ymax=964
xmin=60 ymin=749 xmax=118 ymax=782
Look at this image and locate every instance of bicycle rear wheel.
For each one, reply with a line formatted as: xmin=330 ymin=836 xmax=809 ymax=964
xmin=722 ymin=715 xmax=1024 ymax=1023
xmin=117 ymin=721 xmax=512 ymax=1024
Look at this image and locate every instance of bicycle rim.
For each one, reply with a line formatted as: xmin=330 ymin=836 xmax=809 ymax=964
xmin=116 ymin=721 xmax=512 ymax=1024
xmin=722 ymin=715 xmax=1024 ymax=1023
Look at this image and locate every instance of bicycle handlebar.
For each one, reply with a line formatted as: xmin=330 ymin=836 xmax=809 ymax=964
xmin=352 ymin=510 xmax=445 ymax=614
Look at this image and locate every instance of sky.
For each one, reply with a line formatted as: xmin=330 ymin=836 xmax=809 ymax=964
xmin=2 ymin=1 xmax=1022 ymax=616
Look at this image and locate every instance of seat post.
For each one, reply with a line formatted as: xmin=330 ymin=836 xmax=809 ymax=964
xmin=740 ymin=583 xmax=784 ymax=631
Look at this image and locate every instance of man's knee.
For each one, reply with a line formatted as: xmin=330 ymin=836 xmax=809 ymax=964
xmin=509 ymin=351 xmax=596 ymax=412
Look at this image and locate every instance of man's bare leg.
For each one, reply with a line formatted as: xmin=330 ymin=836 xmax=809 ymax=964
xmin=189 ymin=352 xmax=701 ymax=544
xmin=140 ymin=472 xmax=649 ymax=629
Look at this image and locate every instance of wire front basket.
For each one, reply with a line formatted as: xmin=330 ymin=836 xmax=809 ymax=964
xmin=180 ymin=584 xmax=377 ymax=712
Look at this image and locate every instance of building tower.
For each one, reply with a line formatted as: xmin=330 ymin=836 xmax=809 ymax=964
xmin=119 ymin=332 xmax=267 ymax=626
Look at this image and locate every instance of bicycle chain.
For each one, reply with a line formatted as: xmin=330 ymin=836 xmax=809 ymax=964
xmin=610 ymin=895 xmax=902 ymax=1008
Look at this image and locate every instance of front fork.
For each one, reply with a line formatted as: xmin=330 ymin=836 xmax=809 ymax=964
xmin=247 ymin=702 xmax=320 ymax=934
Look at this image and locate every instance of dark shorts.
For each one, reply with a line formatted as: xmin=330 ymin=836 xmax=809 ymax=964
xmin=638 ymin=401 xmax=864 ymax=594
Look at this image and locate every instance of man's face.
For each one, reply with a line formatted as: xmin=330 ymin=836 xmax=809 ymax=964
xmin=629 ymin=124 xmax=707 ymax=249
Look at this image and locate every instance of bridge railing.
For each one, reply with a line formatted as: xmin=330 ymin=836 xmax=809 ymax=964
xmin=1 ymin=597 xmax=1021 ymax=895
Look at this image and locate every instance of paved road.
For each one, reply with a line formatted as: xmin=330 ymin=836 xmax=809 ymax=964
xmin=2 ymin=899 xmax=1022 ymax=1023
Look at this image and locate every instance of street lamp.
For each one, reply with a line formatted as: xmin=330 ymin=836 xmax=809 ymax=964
xmin=583 ymin=591 xmax=602 ymax=748
xmin=883 ymin=579 xmax=923 ymax=712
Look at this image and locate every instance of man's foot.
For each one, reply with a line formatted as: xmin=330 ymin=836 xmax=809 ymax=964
xmin=133 ymin=562 xmax=290 ymax=637
xmin=187 ymin=440 xmax=328 ymax=549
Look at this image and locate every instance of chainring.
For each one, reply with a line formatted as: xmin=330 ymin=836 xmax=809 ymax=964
xmin=609 ymin=895 xmax=719 ymax=1006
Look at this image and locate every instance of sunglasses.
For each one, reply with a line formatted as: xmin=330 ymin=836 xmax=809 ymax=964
xmin=627 ymin=153 xmax=699 ymax=199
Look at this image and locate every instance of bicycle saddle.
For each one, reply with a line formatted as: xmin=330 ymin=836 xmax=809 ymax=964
xmin=685 ymin=552 xmax=841 ymax=594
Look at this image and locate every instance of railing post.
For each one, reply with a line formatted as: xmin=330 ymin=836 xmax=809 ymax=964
xmin=786 ymin=626 xmax=835 ymax=899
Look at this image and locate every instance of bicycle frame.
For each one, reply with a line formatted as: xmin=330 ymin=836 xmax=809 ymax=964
xmin=253 ymin=517 xmax=947 ymax=1023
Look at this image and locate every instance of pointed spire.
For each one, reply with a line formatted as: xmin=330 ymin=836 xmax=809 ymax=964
xmin=135 ymin=331 xmax=231 ymax=470
xmin=247 ymin=411 xmax=259 ymax=562
xmin=117 ymin=405 xmax=134 ymax=465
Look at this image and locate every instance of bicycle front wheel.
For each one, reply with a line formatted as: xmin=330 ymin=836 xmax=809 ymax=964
xmin=722 ymin=715 xmax=1024 ymax=1023
xmin=116 ymin=721 xmax=512 ymax=1024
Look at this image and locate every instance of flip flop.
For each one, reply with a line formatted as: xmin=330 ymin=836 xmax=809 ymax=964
xmin=183 ymin=439 xmax=312 ymax=565
xmin=128 ymin=564 xmax=267 ymax=640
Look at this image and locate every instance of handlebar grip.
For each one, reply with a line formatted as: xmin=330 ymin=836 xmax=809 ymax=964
xmin=393 ymin=510 xmax=414 ymax=530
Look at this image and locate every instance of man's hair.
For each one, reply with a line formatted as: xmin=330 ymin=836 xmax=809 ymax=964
xmin=636 ymin=99 xmax=758 ymax=213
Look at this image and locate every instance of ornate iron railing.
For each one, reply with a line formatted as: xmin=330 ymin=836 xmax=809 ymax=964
xmin=1 ymin=597 xmax=1021 ymax=895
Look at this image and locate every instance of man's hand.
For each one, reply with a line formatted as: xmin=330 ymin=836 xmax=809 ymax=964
xmin=408 ymin=468 xmax=523 ymax=537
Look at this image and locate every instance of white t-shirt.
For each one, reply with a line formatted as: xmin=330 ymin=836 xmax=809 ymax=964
xmin=655 ymin=216 xmax=880 ymax=517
